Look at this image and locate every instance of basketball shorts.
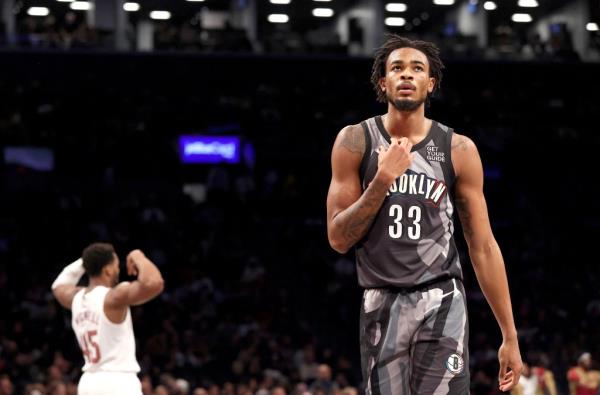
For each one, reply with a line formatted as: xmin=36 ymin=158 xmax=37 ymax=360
xmin=78 ymin=371 xmax=142 ymax=395
xmin=360 ymin=278 xmax=470 ymax=395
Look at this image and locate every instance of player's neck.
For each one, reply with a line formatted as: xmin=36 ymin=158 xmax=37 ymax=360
xmin=89 ymin=277 xmax=112 ymax=288
xmin=384 ymin=105 xmax=429 ymax=139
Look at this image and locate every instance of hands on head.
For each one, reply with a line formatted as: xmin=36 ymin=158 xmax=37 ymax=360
xmin=126 ymin=249 xmax=145 ymax=277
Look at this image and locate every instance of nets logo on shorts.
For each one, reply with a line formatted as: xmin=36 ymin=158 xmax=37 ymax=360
xmin=446 ymin=353 xmax=464 ymax=375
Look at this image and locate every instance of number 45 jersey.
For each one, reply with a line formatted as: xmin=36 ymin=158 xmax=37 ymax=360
xmin=357 ymin=116 xmax=463 ymax=289
xmin=71 ymin=286 xmax=141 ymax=373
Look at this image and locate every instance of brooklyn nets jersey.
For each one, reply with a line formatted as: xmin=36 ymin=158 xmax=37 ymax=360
xmin=356 ymin=115 xmax=463 ymax=288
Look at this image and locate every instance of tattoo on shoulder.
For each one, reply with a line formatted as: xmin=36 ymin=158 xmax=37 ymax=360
xmin=452 ymin=136 xmax=470 ymax=152
xmin=338 ymin=125 xmax=365 ymax=154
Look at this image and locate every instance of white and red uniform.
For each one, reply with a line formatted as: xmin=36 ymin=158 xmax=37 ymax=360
xmin=71 ymin=286 xmax=142 ymax=395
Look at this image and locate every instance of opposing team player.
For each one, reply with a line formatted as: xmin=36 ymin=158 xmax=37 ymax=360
xmin=51 ymin=243 xmax=164 ymax=395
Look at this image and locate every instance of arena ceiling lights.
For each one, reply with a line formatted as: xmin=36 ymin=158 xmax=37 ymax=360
xmin=483 ymin=1 xmax=497 ymax=11
xmin=70 ymin=1 xmax=92 ymax=10
xmin=587 ymin=22 xmax=599 ymax=31
xmin=385 ymin=17 xmax=405 ymax=26
xmin=123 ymin=2 xmax=140 ymax=12
xmin=385 ymin=3 xmax=407 ymax=12
xmin=512 ymin=13 xmax=533 ymax=22
xmin=518 ymin=0 xmax=539 ymax=7
xmin=27 ymin=6 xmax=49 ymax=16
xmin=312 ymin=8 xmax=334 ymax=17
xmin=150 ymin=10 xmax=171 ymax=20
xmin=268 ymin=13 xmax=289 ymax=23
xmin=33 ymin=0 xmax=575 ymax=34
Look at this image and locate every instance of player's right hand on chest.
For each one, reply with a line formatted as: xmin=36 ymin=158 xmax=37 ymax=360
xmin=376 ymin=137 xmax=414 ymax=183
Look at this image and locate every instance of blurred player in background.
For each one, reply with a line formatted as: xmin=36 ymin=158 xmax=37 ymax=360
xmin=567 ymin=352 xmax=600 ymax=395
xmin=531 ymin=354 xmax=558 ymax=395
xmin=511 ymin=362 xmax=556 ymax=395
xmin=51 ymin=243 xmax=164 ymax=395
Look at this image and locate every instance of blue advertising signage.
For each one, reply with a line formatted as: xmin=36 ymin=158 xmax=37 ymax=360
xmin=179 ymin=135 xmax=241 ymax=164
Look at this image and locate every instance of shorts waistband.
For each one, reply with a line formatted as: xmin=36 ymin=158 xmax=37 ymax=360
xmin=367 ymin=276 xmax=460 ymax=294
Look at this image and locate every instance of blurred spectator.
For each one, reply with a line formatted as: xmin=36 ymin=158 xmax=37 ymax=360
xmin=271 ymin=386 xmax=286 ymax=395
xmin=309 ymin=364 xmax=338 ymax=395
xmin=0 ymin=375 xmax=13 ymax=395
xmin=24 ymin=383 xmax=45 ymax=395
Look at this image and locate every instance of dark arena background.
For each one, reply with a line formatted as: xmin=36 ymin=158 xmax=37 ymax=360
xmin=1 ymin=0 xmax=600 ymax=394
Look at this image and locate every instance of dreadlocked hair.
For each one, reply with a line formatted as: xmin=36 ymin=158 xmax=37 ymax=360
xmin=370 ymin=34 xmax=445 ymax=103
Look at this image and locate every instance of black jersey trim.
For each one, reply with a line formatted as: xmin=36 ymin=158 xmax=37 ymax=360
xmin=359 ymin=121 xmax=371 ymax=186
xmin=446 ymin=128 xmax=456 ymax=186
xmin=374 ymin=115 xmax=435 ymax=152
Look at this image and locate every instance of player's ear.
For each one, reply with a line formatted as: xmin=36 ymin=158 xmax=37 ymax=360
xmin=428 ymin=77 xmax=435 ymax=93
xmin=379 ymin=77 xmax=386 ymax=93
xmin=103 ymin=264 xmax=114 ymax=277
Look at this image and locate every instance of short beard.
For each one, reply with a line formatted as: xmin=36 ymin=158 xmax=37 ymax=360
xmin=390 ymin=97 xmax=425 ymax=112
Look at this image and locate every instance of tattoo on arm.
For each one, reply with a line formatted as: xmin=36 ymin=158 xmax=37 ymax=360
xmin=455 ymin=196 xmax=474 ymax=238
xmin=338 ymin=125 xmax=365 ymax=154
xmin=452 ymin=136 xmax=469 ymax=152
xmin=456 ymin=196 xmax=473 ymax=237
xmin=337 ymin=178 xmax=389 ymax=245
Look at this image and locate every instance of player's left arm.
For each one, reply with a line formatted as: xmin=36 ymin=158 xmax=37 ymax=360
xmin=567 ymin=368 xmax=580 ymax=395
xmin=544 ymin=371 xmax=558 ymax=395
xmin=51 ymin=258 xmax=85 ymax=309
xmin=509 ymin=383 xmax=523 ymax=395
xmin=451 ymin=133 xmax=523 ymax=392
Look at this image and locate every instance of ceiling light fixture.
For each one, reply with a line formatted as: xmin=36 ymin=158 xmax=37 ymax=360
xmin=512 ymin=13 xmax=533 ymax=22
xmin=385 ymin=3 xmax=407 ymax=12
xmin=27 ymin=6 xmax=49 ymax=15
xmin=483 ymin=1 xmax=497 ymax=10
xmin=268 ymin=13 xmax=289 ymax=23
xmin=385 ymin=17 xmax=406 ymax=26
xmin=123 ymin=2 xmax=140 ymax=11
xmin=150 ymin=10 xmax=171 ymax=20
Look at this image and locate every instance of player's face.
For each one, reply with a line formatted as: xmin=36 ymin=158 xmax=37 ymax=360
xmin=581 ymin=356 xmax=591 ymax=369
xmin=380 ymin=47 xmax=435 ymax=112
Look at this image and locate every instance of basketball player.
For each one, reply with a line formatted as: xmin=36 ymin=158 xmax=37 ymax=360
xmin=51 ymin=243 xmax=164 ymax=395
xmin=567 ymin=352 xmax=600 ymax=395
xmin=326 ymin=35 xmax=522 ymax=394
xmin=511 ymin=362 xmax=557 ymax=395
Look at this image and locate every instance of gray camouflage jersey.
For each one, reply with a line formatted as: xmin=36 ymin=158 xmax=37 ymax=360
xmin=357 ymin=116 xmax=462 ymax=288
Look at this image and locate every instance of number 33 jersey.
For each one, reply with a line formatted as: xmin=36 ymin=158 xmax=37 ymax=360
xmin=356 ymin=116 xmax=463 ymax=288
xmin=71 ymin=286 xmax=141 ymax=373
